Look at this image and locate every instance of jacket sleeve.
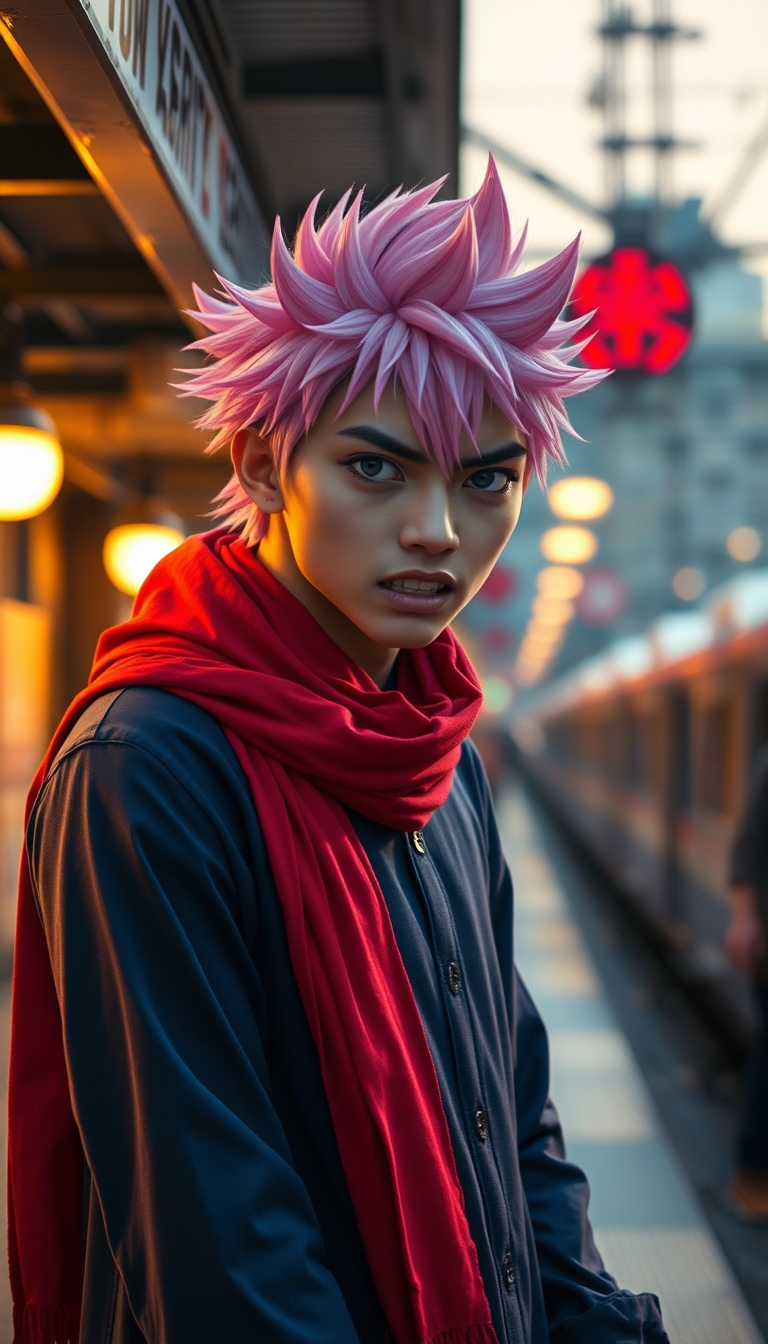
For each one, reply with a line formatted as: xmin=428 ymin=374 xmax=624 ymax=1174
xmin=28 ymin=734 xmax=361 ymax=1344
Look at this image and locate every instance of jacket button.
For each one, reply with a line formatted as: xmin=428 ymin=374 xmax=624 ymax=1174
xmin=474 ymin=1108 xmax=488 ymax=1141
xmin=411 ymin=830 xmax=425 ymax=854
xmin=447 ymin=961 xmax=461 ymax=995
xmin=502 ymin=1254 xmax=515 ymax=1290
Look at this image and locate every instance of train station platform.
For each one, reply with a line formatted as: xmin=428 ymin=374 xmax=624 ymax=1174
xmin=498 ymin=784 xmax=763 ymax=1344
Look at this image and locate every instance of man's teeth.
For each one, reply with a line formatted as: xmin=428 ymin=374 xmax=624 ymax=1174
xmin=388 ymin=579 xmax=442 ymax=594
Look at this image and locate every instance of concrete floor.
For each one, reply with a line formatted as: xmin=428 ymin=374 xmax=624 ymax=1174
xmin=500 ymin=783 xmax=765 ymax=1344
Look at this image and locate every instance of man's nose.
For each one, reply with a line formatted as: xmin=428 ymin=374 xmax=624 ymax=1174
xmin=399 ymin=483 xmax=459 ymax=553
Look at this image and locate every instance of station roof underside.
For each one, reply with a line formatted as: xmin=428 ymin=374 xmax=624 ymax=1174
xmin=0 ymin=0 xmax=459 ymax=497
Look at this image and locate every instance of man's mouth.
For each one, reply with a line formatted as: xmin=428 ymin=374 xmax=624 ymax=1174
xmin=378 ymin=573 xmax=456 ymax=612
xmin=382 ymin=578 xmax=446 ymax=595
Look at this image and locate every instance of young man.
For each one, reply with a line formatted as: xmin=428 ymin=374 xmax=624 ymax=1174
xmin=9 ymin=160 xmax=668 ymax=1344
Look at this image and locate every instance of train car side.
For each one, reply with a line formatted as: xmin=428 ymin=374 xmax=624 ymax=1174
xmin=521 ymin=624 xmax=768 ymax=1040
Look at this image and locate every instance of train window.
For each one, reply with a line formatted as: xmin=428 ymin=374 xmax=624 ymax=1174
xmin=752 ymin=679 xmax=768 ymax=756
xmin=628 ymin=714 xmax=642 ymax=789
xmin=699 ymin=703 xmax=733 ymax=814
xmin=670 ymin=691 xmax=691 ymax=812
xmin=644 ymin=716 xmax=664 ymax=799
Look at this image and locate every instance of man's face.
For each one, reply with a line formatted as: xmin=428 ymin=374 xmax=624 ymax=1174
xmin=233 ymin=380 xmax=527 ymax=681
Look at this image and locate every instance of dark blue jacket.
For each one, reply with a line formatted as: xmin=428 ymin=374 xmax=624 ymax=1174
xmin=28 ymin=688 xmax=667 ymax=1344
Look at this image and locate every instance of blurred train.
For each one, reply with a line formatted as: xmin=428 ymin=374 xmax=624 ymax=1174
xmin=512 ymin=570 xmax=768 ymax=1044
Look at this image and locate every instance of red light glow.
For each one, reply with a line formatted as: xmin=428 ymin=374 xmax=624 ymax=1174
xmin=477 ymin=564 xmax=518 ymax=603
xmin=570 ymin=247 xmax=693 ymax=375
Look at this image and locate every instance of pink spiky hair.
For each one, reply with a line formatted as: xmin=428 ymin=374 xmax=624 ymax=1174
xmin=181 ymin=156 xmax=605 ymax=545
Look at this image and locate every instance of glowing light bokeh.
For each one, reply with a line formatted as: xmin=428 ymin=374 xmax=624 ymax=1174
xmin=103 ymin=523 xmax=184 ymax=596
xmin=540 ymin=526 xmax=598 ymax=565
xmin=548 ymin=476 xmax=614 ymax=521
xmin=726 ymin=526 xmax=762 ymax=563
xmin=537 ymin=566 xmax=585 ymax=599
xmin=672 ymin=566 xmax=706 ymax=600
xmin=531 ymin=595 xmax=575 ymax=625
xmin=0 ymin=425 xmax=64 ymax=520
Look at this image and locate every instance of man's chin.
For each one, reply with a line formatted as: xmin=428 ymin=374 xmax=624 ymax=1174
xmin=363 ymin=618 xmax=451 ymax=651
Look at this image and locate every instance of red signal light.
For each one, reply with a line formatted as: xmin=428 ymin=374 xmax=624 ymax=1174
xmin=570 ymin=247 xmax=693 ymax=375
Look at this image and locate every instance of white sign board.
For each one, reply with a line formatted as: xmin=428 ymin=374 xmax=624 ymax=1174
xmin=78 ymin=0 xmax=268 ymax=283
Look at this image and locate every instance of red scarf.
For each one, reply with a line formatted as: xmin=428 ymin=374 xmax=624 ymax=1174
xmin=8 ymin=530 xmax=497 ymax=1344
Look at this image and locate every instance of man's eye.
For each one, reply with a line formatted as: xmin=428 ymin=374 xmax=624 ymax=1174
xmin=466 ymin=468 xmax=515 ymax=494
xmin=349 ymin=456 xmax=401 ymax=482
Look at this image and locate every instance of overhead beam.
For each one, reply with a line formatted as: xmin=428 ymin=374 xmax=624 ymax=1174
xmin=705 ymin=110 xmax=768 ymax=229
xmin=0 ymin=122 xmax=92 ymax=178
xmin=0 ymin=266 xmax=163 ymax=298
xmin=244 ymin=51 xmax=387 ymax=98
xmin=0 ymin=180 xmax=100 ymax=196
xmin=461 ymin=123 xmax=610 ymax=225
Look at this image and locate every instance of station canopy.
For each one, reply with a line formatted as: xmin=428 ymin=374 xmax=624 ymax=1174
xmin=0 ymin=0 xmax=459 ymax=502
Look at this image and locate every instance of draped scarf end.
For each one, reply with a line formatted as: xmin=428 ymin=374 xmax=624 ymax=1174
xmin=13 ymin=1304 xmax=81 ymax=1344
xmin=427 ymin=1325 xmax=499 ymax=1344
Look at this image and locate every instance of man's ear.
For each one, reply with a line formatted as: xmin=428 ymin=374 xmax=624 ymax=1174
xmin=231 ymin=428 xmax=285 ymax=514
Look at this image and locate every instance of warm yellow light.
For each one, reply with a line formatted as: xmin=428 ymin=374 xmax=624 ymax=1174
xmin=523 ymin=639 xmax=562 ymax=662
xmin=726 ymin=526 xmax=762 ymax=562
xmin=103 ymin=522 xmax=184 ymax=595
xmin=516 ymin=651 xmax=548 ymax=668
xmin=536 ymin=566 xmax=584 ymax=599
xmin=515 ymin=661 xmax=546 ymax=686
xmin=548 ymin=476 xmax=614 ymax=521
xmin=525 ymin=618 xmax=564 ymax=643
xmin=672 ymin=566 xmax=705 ymax=600
xmin=540 ymin=525 xmax=598 ymax=565
xmin=531 ymin=595 xmax=574 ymax=625
xmin=0 ymin=425 xmax=64 ymax=520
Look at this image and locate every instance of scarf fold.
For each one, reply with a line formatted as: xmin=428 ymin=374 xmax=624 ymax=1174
xmin=8 ymin=529 xmax=496 ymax=1344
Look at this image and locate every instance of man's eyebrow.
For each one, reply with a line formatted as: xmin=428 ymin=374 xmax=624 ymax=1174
xmin=337 ymin=426 xmax=428 ymax=463
xmin=459 ymin=443 xmax=527 ymax=469
xmin=338 ymin=425 xmax=527 ymax=469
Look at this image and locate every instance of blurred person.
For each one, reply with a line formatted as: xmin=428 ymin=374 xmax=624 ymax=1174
xmin=8 ymin=161 xmax=669 ymax=1344
xmin=726 ymin=745 xmax=768 ymax=1222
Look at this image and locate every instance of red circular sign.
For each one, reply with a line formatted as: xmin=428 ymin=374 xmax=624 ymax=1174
xmin=576 ymin=567 xmax=629 ymax=626
xmin=479 ymin=624 xmax=518 ymax=658
xmin=570 ymin=247 xmax=693 ymax=375
xmin=477 ymin=564 xmax=518 ymax=604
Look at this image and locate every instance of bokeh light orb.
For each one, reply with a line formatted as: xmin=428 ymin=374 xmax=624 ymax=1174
xmin=531 ymin=595 xmax=574 ymax=625
xmin=0 ymin=424 xmax=64 ymax=520
xmin=537 ymin=566 xmax=585 ymax=599
xmin=672 ymin=566 xmax=706 ymax=600
xmin=548 ymin=476 xmax=614 ymax=521
xmin=103 ymin=522 xmax=184 ymax=596
xmin=726 ymin=526 xmax=762 ymax=563
xmin=540 ymin=526 xmax=598 ymax=565
xmin=524 ymin=622 xmax=564 ymax=648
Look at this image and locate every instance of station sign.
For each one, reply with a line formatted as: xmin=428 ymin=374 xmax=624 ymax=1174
xmin=570 ymin=247 xmax=693 ymax=376
xmin=77 ymin=0 xmax=266 ymax=283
